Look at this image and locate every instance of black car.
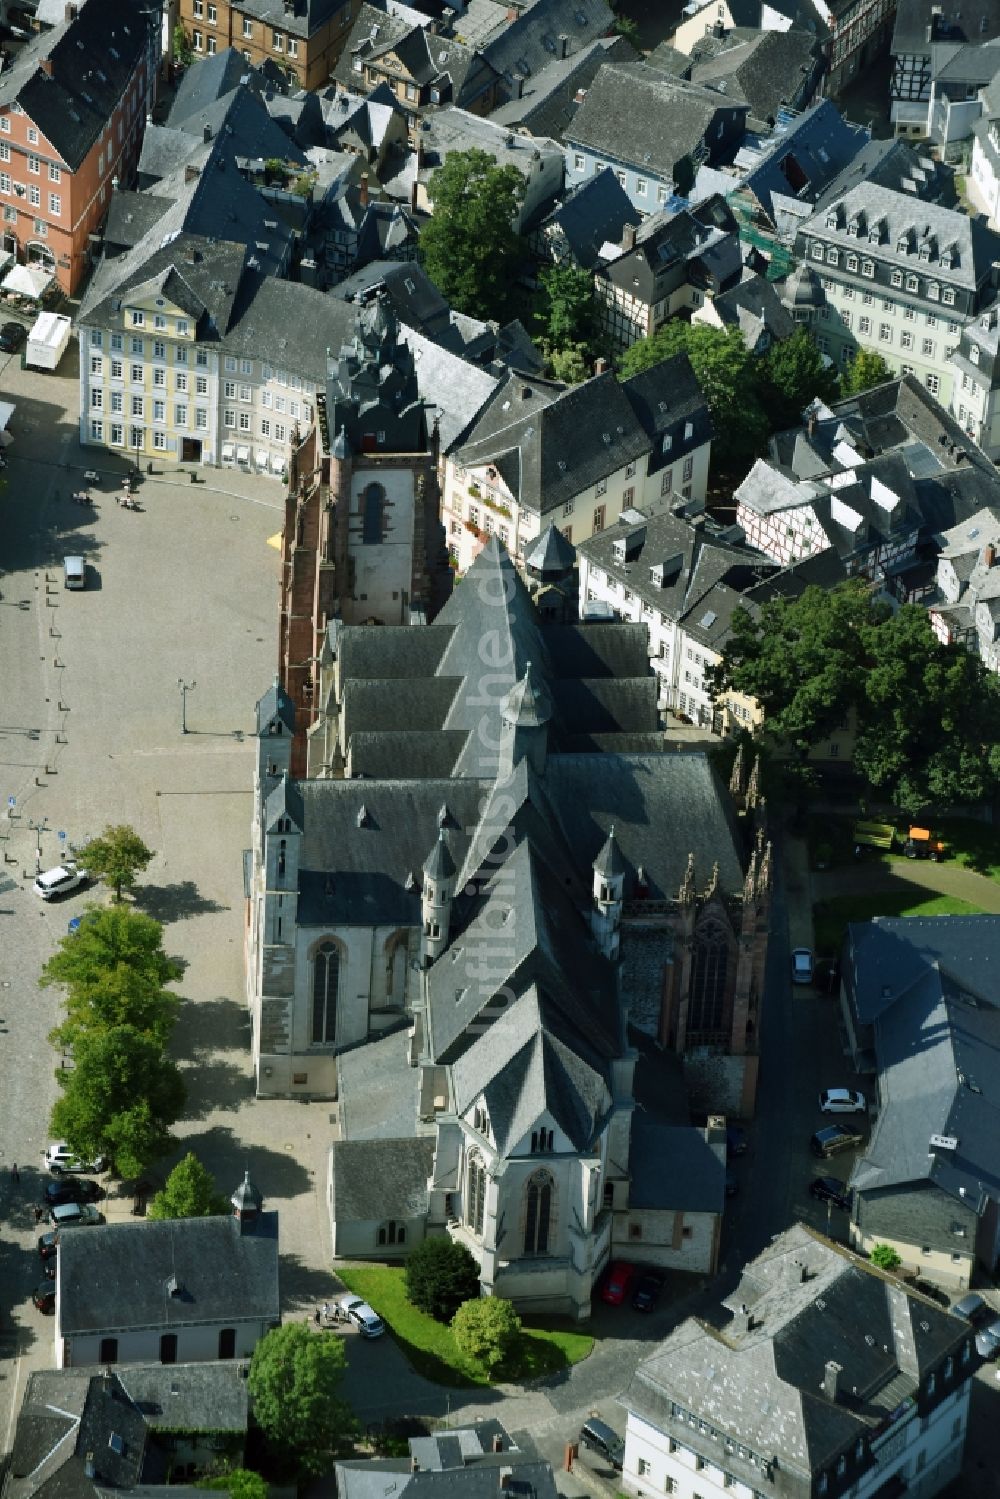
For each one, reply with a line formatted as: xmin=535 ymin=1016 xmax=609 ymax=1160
xmin=43 ymin=1177 xmax=102 ymax=1208
xmin=631 ymin=1273 xmax=663 ymax=1312
xmin=809 ymin=1176 xmax=851 ymax=1211
xmin=33 ymin=1284 xmax=56 ymax=1313
xmin=41 ymin=1252 xmax=57 ymax=1280
xmin=37 ymin=1231 xmax=59 ymax=1260
xmin=726 ymin=1124 xmax=747 ymax=1159
xmin=0 ymin=321 xmax=25 ymax=352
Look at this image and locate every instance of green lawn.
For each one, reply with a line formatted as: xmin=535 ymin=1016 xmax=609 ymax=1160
xmin=813 ymin=892 xmax=985 ymax=954
xmin=806 ymin=814 xmax=1000 ymax=883
xmin=337 ymin=1265 xmax=594 ymax=1387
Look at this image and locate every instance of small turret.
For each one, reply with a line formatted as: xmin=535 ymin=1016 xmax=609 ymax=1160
xmin=591 ymin=825 xmax=625 ymax=960
xmin=255 ymin=675 xmax=295 ymax=782
xmin=498 ymin=661 xmax=551 ymax=778
xmin=421 ymin=829 xmax=455 ymax=966
xmin=231 ymin=1168 xmax=263 ymax=1234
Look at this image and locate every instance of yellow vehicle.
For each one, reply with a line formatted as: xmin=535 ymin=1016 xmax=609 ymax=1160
xmin=904 ymin=826 xmax=948 ymax=861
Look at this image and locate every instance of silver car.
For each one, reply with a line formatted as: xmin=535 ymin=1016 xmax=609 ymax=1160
xmin=336 ymin=1293 xmax=385 ymax=1338
xmin=33 ymin=863 xmax=87 ymax=900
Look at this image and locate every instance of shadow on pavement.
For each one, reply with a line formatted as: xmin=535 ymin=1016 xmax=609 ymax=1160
xmin=133 ymin=880 xmax=228 ymax=922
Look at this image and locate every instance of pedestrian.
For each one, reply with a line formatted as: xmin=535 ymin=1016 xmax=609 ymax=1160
xmin=322 ymin=1301 xmax=331 ymax=1324
xmin=11 ymin=1162 xmax=19 ymax=1183
xmin=33 ymin=1205 xmax=42 ymax=1224
xmin=314 ymin=1309 xmax=321 ymax=1326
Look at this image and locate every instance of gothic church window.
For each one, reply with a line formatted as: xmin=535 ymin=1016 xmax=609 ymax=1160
xmin=466 ymin=1151 xmax=486 ymax=1235
xmin=524 ymin=1170 xmax=553 ymax=1255
xmin=688 ymin=913 xmax=732 ymax=1037
xmin=312 ymin=941 xmax=340 ymax=1044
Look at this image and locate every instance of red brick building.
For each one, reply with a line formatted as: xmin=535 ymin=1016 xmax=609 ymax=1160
xmin=0 ymin=0 xmax=153 ymax=295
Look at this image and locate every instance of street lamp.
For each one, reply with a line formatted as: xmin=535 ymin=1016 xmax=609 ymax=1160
xmin=27 ymin=816 xmax=48 ymax=875
xmin=177 ymin=678 xmax=196 ymax=735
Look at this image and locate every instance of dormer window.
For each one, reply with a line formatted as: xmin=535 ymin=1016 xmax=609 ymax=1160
xmin=891 ymin=269 xmax=902 ymax=287
xmin=836 ymin=1456 xmax=847 ymax=1478
xmin=927 ymin=1371 xmax=936 ymax=1395
xmin=684 ymin=420 xmax=693 ymax=440
xmin=971 ymin=345 xmax=981 ymax=365
xmin=896 ymin=235 xmax=910 ymax=253
xmin=906 ymin=274 xmax=919 ymax=292
xmin=943 ymin=287 xmax=956 ymax=306
xmin=862 ymin=259 xmax=875 ymax=278
xmin=847 ymin=220 xmax=858 ymax=237
xmin=846 ymin=252 xmax=858 ymax=272
xmin=826 ymin=248 xmax=839 ymax=266
xmin=825 ymin=211 xmax=838 ymax=230
xmin=928 ymin=282 xmax=940 ymax=300
xmin=919 ymin=245 xmax=931 ymax=262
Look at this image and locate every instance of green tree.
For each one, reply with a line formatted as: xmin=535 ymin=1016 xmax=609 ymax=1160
xmin=547 ymin=342 xmax=590 ymax=384
xmin=714 ymin=581 xmax=873 ymax=752
xmin=51 ymin=1024 xmax=186 ymax=1179
xmin=419 ymin=149 xmax=525 ymax=321
xmin=148 ymin=1152 xmax=231 ymax=1220
xmin=76 ymin=824 xmax=154 ymax=903
xmin=451 ymin=1296 xmax=522 ymax=1373
xmin=41 ymin=905 xmax=182 ymax=1052
xmin=247 ymin=1323 xmax=356 ymax=1478
xmin=204 ymin=1472 xmax=268 ymax=1499
xmin=405 ymin=1236 xmax=481 ymax=1321
xmin=839 ymin=348 xmax=891 ymax=397
xmin=759 ymin=327 xmax=839 ymax=432
xmin=869 ymin=1243 xmax=902 ymax=1271
xmin=619 ymin=324 xmax=768 ymax=468
xmin=611 ymin=13 xmax=641 ymax=46
xmin=538 ymin=263 xmax=596 ymax=352
xmin=172 ymin=23 xmax=194 ymax=65
xmin=854 ymin=604 xmax=1000 ymax=814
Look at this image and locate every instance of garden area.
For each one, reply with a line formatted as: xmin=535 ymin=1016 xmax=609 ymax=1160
xmin=812 ymin=891 xmax=985 ymax=956
xmin=806 ymin=813 xmax=1000 ymax=882
xmin=338 ymin=1262 xmax=594 ymax=1388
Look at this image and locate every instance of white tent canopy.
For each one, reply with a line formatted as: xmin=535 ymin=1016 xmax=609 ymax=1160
xmin=2 ymin=263 xmax=53 ymax=298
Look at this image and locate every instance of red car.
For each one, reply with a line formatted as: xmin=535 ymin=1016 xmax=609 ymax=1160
xmin=600 ymin=1261 xmax=635 ymax=1305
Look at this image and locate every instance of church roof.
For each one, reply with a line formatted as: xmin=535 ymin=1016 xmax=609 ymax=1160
xmin=256 ymin=677 xmax=295 ymax=735
xmin=525 ymin=522 xmax=577 ymax=575
xmin=264 ymin=771 xmax=304 ymax=832
xmin=593 ymin=825 xmax=626 ymax=879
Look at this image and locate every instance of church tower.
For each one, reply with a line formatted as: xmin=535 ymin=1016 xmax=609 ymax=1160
xmin=421 ymin=829 xmax=455 ymax=967
xmin=498 ymin=661 xmax=551 ymax=779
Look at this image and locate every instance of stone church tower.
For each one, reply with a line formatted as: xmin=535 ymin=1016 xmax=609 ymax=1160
xmin=277 ymin=292 xmax=452 ymax=775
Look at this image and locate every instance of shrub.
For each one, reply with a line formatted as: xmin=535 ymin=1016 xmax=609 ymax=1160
xmin=404 ymin=1237 xmax=481 ymax=1321
xmin=870 ymin=1243 xmax=902 ymax=1271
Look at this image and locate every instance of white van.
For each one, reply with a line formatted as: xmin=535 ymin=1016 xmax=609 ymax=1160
xmin=63 ymin=556 xmax=86 ymax=590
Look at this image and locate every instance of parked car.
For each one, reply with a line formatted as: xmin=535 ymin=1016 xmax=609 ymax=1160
xmin=631 ymin=1273 xmax=663 ymax=1313
xmin=975 ymin=1318 xmax=1000 ymax=1360
xmin=336 ymin=1293 xmax=384 ymax=1338
xmin=0 ymin=321 xmax=26 ymax=352
xmin=579 ymin=1417 xmax=625 ymax=1471
xmin=600 ymin=1261 xmax=635 ymax=1306
xmin=726 ymin=1124 xmax=747 ymax=1158
xmin=47 ymin=1202 xmax=103 ymax=1230
xmin=791 ymin=948 xmax=814 ymax=984
xmin=45 ymin=1142 xmax=106 ymax=1175
xmin=810 ymin=1125 xmax=864 ymax=1159
xmin=43 ymin=1178 xmax=102 ymax=1208
xmin=954 ymin=1292 xmax=990 ymax=1326
xmin=33 ymin=863 xmax=87 ymax=900
xmin=32 ymin=1284 xmax=56 ymax=1313
xmin=809 ymin=1176 xmax=851 ymax=1211
xmin=912 ymin=1279 xmax=950 ymax=1308
xmin=819 ymin=1088 xmax=866 ymax=1115
xmin=41 ymin=1252 xmax=58 ymax=1280
xmin=38 ymin=1231 xmax=60 ymax=1260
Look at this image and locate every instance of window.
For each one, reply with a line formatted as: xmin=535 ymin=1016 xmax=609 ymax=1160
xmin=160 ymin=1333 xmax=177 ymax=1364
xmin=595 ymin=477 xmax=607 ymax=497
xmin=636 ymin=176 xmax=647 ymax=196
xmin=901 ymin=330 xmax=913 ymax=349
xmin=971 ymin=345 xmax=981 ymax=365
xmin=194 ymin=0 xmax=203 ymax=11
xmin=238 ymin=410 xmax=250 ymax=432
xmin=153 ymin=367 xmax=165 ymax=387
xmin=196 ymin=349 xmax=209 ymax=368
xmin=208 ymin=2 xmax=217 ymax=20
xmin=683 ymin=456 xmax=694 ymax=482
xmin=195 ymin=408 xmax=208 ymax=431
xmin=274 ymin=423 xmax=286 ymax=442
xmin=176 ymin=372 xmax=188 ymax=393
xmin=524 ymin=1169 xmax=553 ymax=1255
xmin=637 ymin=1459 xmax=649 ymax=1477
xmin=243 ymin=16 xmax=253 ymax=37
xmin=207 ymin=35 xmax=217 ymax=53
xmin=891 ymin=269 xmax=902 ymax=287
xmin=288 ymin=38 xmax=298 ymax=57
xmin=826 ymin=247 xmax=838 ymax=265
xmin=175 ymin=405 xmax=188 ymax=427
xmin=218 ymin=1327 xmax=236 ymax=1359
xmin=862 ymin=259 xmax=875 ymax=278
xmin=153 ymin=429 xmax=166 ymax=450
xmin=176 ymin=319 xmax=189 ymax=336
xmin=879 ymin=323 xmax=892 ymax=342
xmin=153 ymin=339 xmax=165 ymax=360
xmin=46 ymin=190 xmax=61 ymax=215
xmin=926 ymin=373 xmax=940 ymax=395
xmin=922 ymin=338 xmax=935 ymax=356
xmin=91 ymin=388 xmax=102 ymax=410
xmin=812 ymin=243 xmax=824 ymax=261
xmin=110 ymin=392 xmax=122 ymax=414
xmin=110 ymin=423 xmax=123 ymax=445
xmin=99 ymin=1338 xmax=118 ymax=1364
xmin=27 ymin=153 xmax=39 ymax=175
xmin=238 ymin=383 xmax=250 ymax=402
xmin=0 ymin=117 xmax=8 ymax=133
xmin=846 ymin=252 xmax=858 ymax=272
xmin=906 ymin=273 xmax=919 ymax=292
xmin=377 ymin=1220 xmax=406 ymax=1247
xmin=0 ymin=172 xmax=8 ymax=193
xmin=593 ymin=505 xmax=605 ymax=532
xmin=28 ymin=183 xmax=39 ymax=207
xmin=661 ymin=469 xmax=673 ymax=496
xmin=943 ymin=288 xmax=956 ymax=306
xmin=273 ymin=29 xmax=284 ymax=50
xmin=466 ymin=1152 xmax=486 ymax=1235
xmin=111 ymin=333 xmax=123 ymax=351
xmin=312 ymin=941 xmax=339 ymax=1043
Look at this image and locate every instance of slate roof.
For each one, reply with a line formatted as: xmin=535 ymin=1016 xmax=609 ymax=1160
xmin=5 ymin=1369 xmax=154 ymax=1499
xmin=488 ymin=35 xmax=637 ymax=140
xmin=481 ymin=0 xmax=615 ymax=88
xmin=336 ymin=1453 xmax=559 ymax=1499
xmin=416 ymin=107 xmax=564 ymax=197
xmin=333 ymin=4 xmax=499 ymax=106
xmin=629 ymin=1114 xmax=725 ymax=1212
xmin=600 ymin=195 xmax=742 ymax=302
xmin=57 ymin=1215 xmax=279 ymax=1337
xmin=566 ymin=62 xmax=746 ymax=178
xmin=739 ymin=99 xmax=870 ymax=225
xmin=0 ymin=0 xmax=147 ymax=171
xmin=844 ymin=917 xmax=1000 ymax=1207
xmin=810 ymin=136 xmax=954 ymax=216
xmin=707 ymin=273 xmax=796 ymax=346
xmin=526 ymin=522 xmax=577 ymax=573
xmin=625 ymin=1222 xmax=972 ymax=1485
xmin=235 ymin=0 xmax=347 ymax=39
xmin=454 ymin=369 xmax=649 ymax=516
xmin=113 ymin=1363 xmax=249 ymax=1434
xmin=168 ymin=47 xmax=256 ymax=126
xmin=893 ymin=0 xmax=1000 ymax=57
xmin=329 ymin=1136 xmax=435 ymax=1220
xmin=535 ymin=167 xmax=642 ymax=268
xmin=688 ymin=26 xmax=822 ymax=126
xmin=104 ymin=191 xmax=176 ymax=253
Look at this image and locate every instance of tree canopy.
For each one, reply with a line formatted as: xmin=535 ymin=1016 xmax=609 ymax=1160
xmin=538 ymin=263 xmax=596 ymax=352
xmin=839 ymin=348 xmax=892 ymax=397
xmin=203 ymin=1472 xmax=267 ymax=1499
xmin=404 ymin=1236 xmax=481 ymax=1321
xmin=714 ymin=581 xmax=1000 ymax=813
xmin=76 ymin=824 xmax=154 ymax=902
xmin=50 ymin=1023 xmax=186 ymax=1179
xmin=618 ymin=323 xmax=769 ymax=468
xmin=42 ymin=904 xmax=182 ymax=1053
xmin=148 ymin=1152 xmax=231 ymax=1220
xmin=759 ymin=327 xmax=839 ymax=432
xmin=247 ymin=1323 xmax=355 ymax=1478
xmin=451 ymin=1296 xmax=522 ymax=1373
xmin=419 ymin=149 xmax=525 ymax=321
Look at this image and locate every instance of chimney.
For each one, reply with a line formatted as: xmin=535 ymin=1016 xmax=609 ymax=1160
xmin=411 ymin=1458 xmax=420 ymax=1474
xmin=203 ymin=123 xmax=213 ymax=143
xmin=184 ymin=164 xmax=200 ymax=184
xmin=499 ymin=1469 xmax=513 ymax=1491
xmin=512 ymin=73 xmax=524 ymax=99
xmin=984 ymin=544 xmax=996 ymax=568
xmin=520 ymin=384 xmax=533 ymax=400
xmin=65 ymin=2 xmax=77 ymax=18
xmin=410 ymin=178 xmax=419 ymax=213
xmin=492 ymin=1435 xmax=504 ymax=1454
xmin=359 ymin=172 xmax=369 ymax=208
xmin=807 ymin=412 xmax=817 ymax=437
xmin=559 ymin=33 xmax=569 ymax=57
xmin=40 ymin=56 xmax=54 ymax=76
xmin=622 ymin=222 xmax=636 ymax=252
xmin=823 ymin=1360 xmax=842 ymax=1403
xmin=730 ymin=1302 xmax=753 ymax=1335
xmin=506 ymin=7 xmax=518 ymax=18
xmin=594 ymin=356 xmax=608 ymax=375
xmin=785 ymin=1256 xmax=807 ymax=1285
